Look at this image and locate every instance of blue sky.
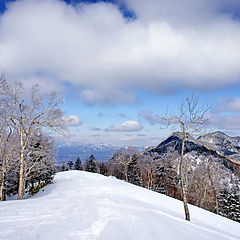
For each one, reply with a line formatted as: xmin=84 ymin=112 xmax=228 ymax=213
xmin=1 ymin=0 xmax=240 ymax=147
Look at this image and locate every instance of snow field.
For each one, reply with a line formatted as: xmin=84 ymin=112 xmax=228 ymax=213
xmin=0 ymin=171 xmax=239 ymax=240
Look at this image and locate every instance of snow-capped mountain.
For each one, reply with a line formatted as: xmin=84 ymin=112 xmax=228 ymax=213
xmin=56 ymin=143 xmax=120 ymax=164
xmin=0 ymin=171 xmax=239 ymax=240
xmin=198 ymin=131 xmax=240 ymax=161
xmin=144 ymin=131 xmax=240 ymax=173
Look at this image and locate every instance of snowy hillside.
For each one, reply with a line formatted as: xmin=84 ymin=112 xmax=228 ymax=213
xmin=0 ymin=171 xmax=239 ymax=240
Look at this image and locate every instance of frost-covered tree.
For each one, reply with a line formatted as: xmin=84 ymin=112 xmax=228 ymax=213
xmin=114 ymin=147 xmax=138 ymax=182
xmin=75 ymin=157 xmax=83 ymax=170
xmin=137 ymin=154 xmax=158 ymax=190
xmin=0 ymin=74 xmax=7 ymax=96
xmin=127 ymin=154 xmax=140 ymax=185
xmin=219 ymin=187 xmax=240 ymax=223
xmin=0 ymin=120 xmax=18 ymax=200
xmin=85 ymin=154 xmax=97 ymax=173
xmin=98 ymin=161 xmax=108 ymax=175
xmin=25 ymin=132 xmax=56 ymax=195
xmin=0 ymin=78 xmax=66 ymax=199
xmin=60 ymin=164 xmax=68 ymax=172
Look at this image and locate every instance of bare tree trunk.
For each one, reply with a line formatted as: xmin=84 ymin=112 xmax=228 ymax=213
xmin=18 ymin=136 xmax=25 ymax=200
xmin=0 ymin=126 xmax=13 ymax=201
xmin=206 ymin=161 xmax=219 ymax=214
xmin=200 ymin=184 xmax=208 ymax=209
xmin=179 ymin=133 xmax=190 ymax=221
xmin=0 ymin=170 xmax=5 ymax=201
xmin=124 ymin=165 xmax=129 ymax=182
xmin=147 ymin=170 xmax=153 ymax=190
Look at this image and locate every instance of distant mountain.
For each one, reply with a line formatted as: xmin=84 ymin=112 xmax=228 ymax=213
xmin=56 ymin=143 xmax=120 ymax=165
xmin=144 ymin=131 xmax=240 ymax=171
xmin=198 ymin=131 xmax=240 ymax=161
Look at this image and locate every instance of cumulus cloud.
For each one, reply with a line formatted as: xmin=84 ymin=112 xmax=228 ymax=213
xmin=122 ymin=0 xmax=240 ymax=25
xmin=63 ymin=115 xmax=82 ymax=127
xmin=138 ymin=110 xmax=165 ymax=125
xmin=215 ymin=98 xmax=240 ymax=112
xmin=1 ymin=0 xmax=240 ymax=103
xmin=211 ymin=114 xmax=240 ymax=130
xmin=80 ymin=89 xmax=136 ymax=105
xmin=105 ymin=120 xmax=143 ymax=132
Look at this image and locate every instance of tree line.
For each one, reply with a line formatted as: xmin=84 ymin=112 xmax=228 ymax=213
xmin=0 ymin=75 xmax=66 ymax=200
xmin=60 ymin=154 xmax=104 ymax=174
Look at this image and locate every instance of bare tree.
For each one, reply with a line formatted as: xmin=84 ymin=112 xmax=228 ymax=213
xmin=187 ymin=154 xmax=239 ymax=215
xmin=161 ymin=95 xmax=210 ymax=221
xmin=116 ymin=153 xmax=131 ymax=182
xmin=137 ymin=155 xmax=158 ymax=190
xmin=115 ymin=147 xmax=138 ymax=182
xmin=202 ymin=158 xmax=219 ymax=213
xmin=0 ymin=80 xmax=66 ymax=199
xmin=0 ymin=120 xmax=18 ymax=201
xmin=0 ymin=74 xmax=7 ymax=94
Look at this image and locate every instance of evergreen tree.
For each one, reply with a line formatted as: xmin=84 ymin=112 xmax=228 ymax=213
xmin=23 ymin=133 xmax=56 ymax=196
xmin=61 ymin=164 xmax=68 ymax=172
xmin=99 ymin=162 xmax=107 ymax=175
xmin=85 ymin=154 xmax=97 ymax=173
xmin=128 ymin=154 xmax=140 ymax=185
xmin=67 ymin=161 xmax=74 ymax=170
xmin=219 ymin=188 xmax=240 ymax=223
xmin=75 ymin=157 xmax=83 ymax=170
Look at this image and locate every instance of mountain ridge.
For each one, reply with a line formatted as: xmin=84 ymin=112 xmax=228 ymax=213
xmin=56 ymin=143 xmax=120 ymax=164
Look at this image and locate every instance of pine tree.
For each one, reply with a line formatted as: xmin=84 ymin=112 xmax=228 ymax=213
xmin=75 ymin=157 xmax=83 ymax=170
xmin=219 ymin=188 xmax=240 ymax=223
xmin=85 ymin=154 xmax=97 ymax=173
xmin=67 ymin=161 xmax=74 ymax=170
xmin=61 ymin=164 xmax=68 ymax=172
xmin=128 ymin=154 xmax=140 ymax=185
xmin=99 ymin=162 xmax=107 ymax=175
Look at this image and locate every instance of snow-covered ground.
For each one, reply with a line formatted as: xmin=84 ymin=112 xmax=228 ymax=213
xmin=0 ymin=171 xmax=239 ymax=240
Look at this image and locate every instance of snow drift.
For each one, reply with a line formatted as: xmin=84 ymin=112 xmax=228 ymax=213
xmin=0 ymin=171 xmax=239 ymax=240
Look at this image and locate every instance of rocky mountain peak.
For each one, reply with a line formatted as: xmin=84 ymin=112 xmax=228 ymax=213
xmin=144 ymin=131 xmax=240 ymax=170
xmin=198 ymin=131 xmax=240 ymax=161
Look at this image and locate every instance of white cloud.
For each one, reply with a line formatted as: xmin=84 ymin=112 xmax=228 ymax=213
xmin=211 ymin=114 xmax=240 ymax=130
xmin=80 ymin=89 xmax=136 ymax=105
xmin=0 ymin=0 xmax=240 ymax=103
xmin=215 ymin=98 xmax=240 ymax=112
xmin=122 ymin=0 xmax=240 ymax=25
xmin=105 ymin=120 xmax=143 ymax=132
xmin=56 ymin=132 xmax=162 ymax=147
xmin=138 ymin=110 xmax=165 ymax=125
xmin=63 ymin=115 xmax=82 ymax=127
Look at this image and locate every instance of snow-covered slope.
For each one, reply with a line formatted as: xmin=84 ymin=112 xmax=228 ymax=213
xmin=0 ymin=171 xmax=239 ymax=240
